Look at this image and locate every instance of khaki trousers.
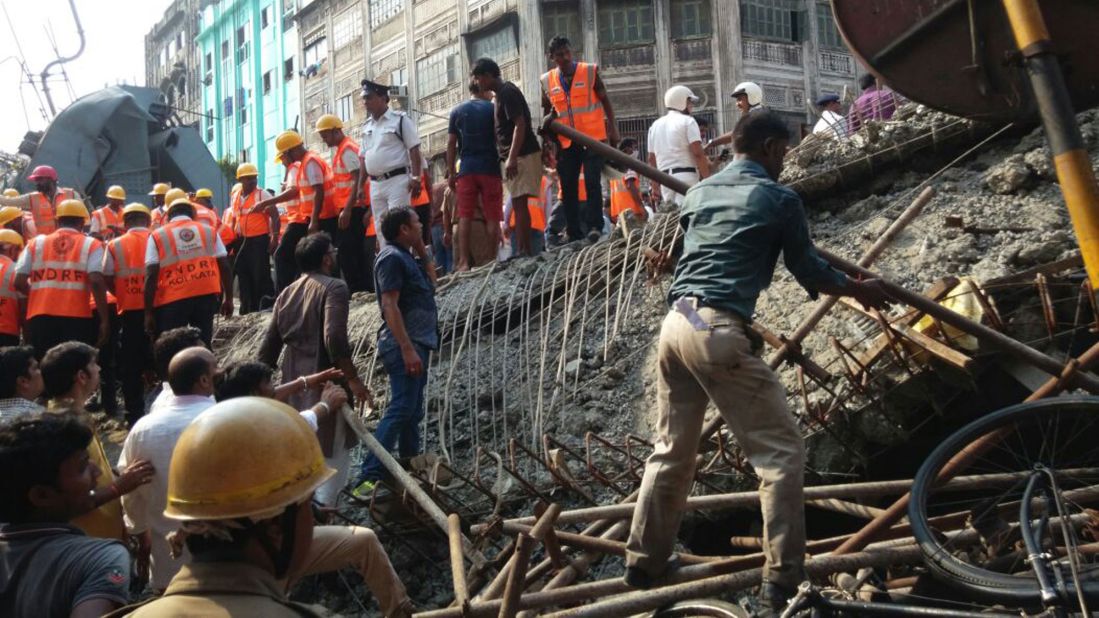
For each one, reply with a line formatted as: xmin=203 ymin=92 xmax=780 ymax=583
xmin=289 ymin=525 xmax=410 ymax=616
xmin=625 ymin=305 xmax=806 ymax=589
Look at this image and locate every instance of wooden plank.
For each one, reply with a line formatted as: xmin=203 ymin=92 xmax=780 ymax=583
xmin=848 ymin=277 xmax=960 ymax=369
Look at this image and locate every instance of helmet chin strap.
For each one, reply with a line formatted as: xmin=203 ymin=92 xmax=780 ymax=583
xmin=255 ymin=502 xmax=301 ymax=580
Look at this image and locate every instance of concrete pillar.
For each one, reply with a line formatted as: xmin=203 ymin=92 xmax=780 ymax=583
xmin=362 ymin=0 xmax=372 ymax=77
xmin=404 ymin=2 xmax=417 ymax=107
xmin=518 ymin=0 xmax=545 ymax=105
xmin=712 ymin=1 xmax=744 ymax=134
xmin=653 ymin=0 xmax=672 ymax=109
xmin=803 ymin=1 xmax=822 ymax=128
xmin=580 ymin=0 xmax=597 ymax=63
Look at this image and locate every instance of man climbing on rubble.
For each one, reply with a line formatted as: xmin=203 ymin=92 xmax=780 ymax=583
xmin=354 ymin=206 xmax=438 ymax=499
xmin=623 ymin=112 xmax=890 ymax=612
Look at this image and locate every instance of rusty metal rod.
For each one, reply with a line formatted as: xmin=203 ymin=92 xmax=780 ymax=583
xmin=447 ymin=514 xmax=469 ymax=607
xmin=830 ymin=337 xmax=1099 ymax=555
xmin=806 ymin=498 xmax=886 ymax=520
xmin=495 ymin=520 xmax=717 ymax=565
xmin=528 ymin=503 xmax=562 ymax=541
xmin=499 ymin=533 xmax=535 ymax=618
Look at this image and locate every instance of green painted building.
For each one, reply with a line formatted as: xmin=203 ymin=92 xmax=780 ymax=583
xmin=198 ymin=0 xmax=302 ymax=192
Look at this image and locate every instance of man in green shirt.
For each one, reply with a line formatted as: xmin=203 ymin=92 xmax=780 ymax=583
xmin=624 ymin=112 xmax=889 ymax=611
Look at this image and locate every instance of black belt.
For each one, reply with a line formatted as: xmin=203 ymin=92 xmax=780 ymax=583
xmin=369 ymin=167 xmax=408 ymax=181
xmin=663 ymin=167 xmax=697 ymax=175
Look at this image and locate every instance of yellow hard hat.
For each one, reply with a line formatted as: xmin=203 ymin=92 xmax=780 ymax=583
xmin=106 ymin=185 xmax=126 ymax=200
xmin=56 ymin=199 xmax=89 ymax=220
xmin=3 ymin=189 xmax=18 ymax=198
xmin=0 ymin=229 xmax=23 ymax=248
xmin=165 ymin=397 xmax=336 ymax=521
xmin=164 ymin=188 xmax=188 ymax=206
xmin=148 ymin=182 xmax=170 ymax=196
xmin=194 ymin=188 xmax=213 ymax=199
xmin=275 ymin=130 xmax=303 ymax=155
xmin=236 ymin=162 xmax=259 ymax=179
xmin=122 ymin=203 xmax=151 ymax=217
xmin=315 ymin=114 xmax=343 ymax=132
xmin=0 ymin=206 xmax=21 ymax=226
xmin=168 ymin=197 xmax=193 ymax=210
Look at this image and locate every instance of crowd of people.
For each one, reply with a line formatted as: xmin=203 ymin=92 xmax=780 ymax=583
xmin=0 ymin=31 xmax=900 ymax=616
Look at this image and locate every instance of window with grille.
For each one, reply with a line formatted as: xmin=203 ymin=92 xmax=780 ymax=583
xmin=817 ymin=3 xmax=844 ymax=49
xmin=416 ymin=44 xmax=459 ymax=97
xmin=542 ymin=2 xmax=582 ymax=55
xmin=304 ymin=37 xmax=327 ymax=67
xmin=284 ymin=57 xmax=295 ymax=80
xmin=369 ymin=0 xmax=404 ymax=29
xmin=469 ymin=21 xmax=517 ymax=63
xmin=236 ymin=25 xmax=248 ymax=47
xmin=336 ymin=94 xmax=353 ymax=121
xmin=740 ymin=0 xmax=806 ymax=42
xmin=671 ymin=0 xmax=710 ymax=38
xmin=391 ymin=67 xmax=407 ymax=88
xmin=332 ymin=9 xmax=363 ymax=50
xmin=205 ymin=109 xmax=214 ymax=142
xmin=598 ymin=0 xmax=655 ymax=46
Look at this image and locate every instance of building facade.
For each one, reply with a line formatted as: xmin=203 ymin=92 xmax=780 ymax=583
xmin=145 ymin=0 xmax=207 ymax=129
xmin=197 ymin=0 xmax=303 ymax=191
xmin=292 ymin=0 xmax=860 ymax=174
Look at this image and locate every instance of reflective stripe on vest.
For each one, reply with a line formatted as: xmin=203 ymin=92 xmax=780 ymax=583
xmin=296 ymin=152 xmax=337 ymax=220
xmin=0 ymin=257 xmax=20 ymax=335
xmin=28 ymin=188 xmax=76 ymax=235
xmin=609 ymin=178 xmax=643 ymax=221
xmin=542 ymin=63 xmax=607 ymax=148
xmin=332 ymin=137 xmax=364 ymax=211
xmin=26 ymin=229 xmax=96 ymax=319
xmin=151 ymin=221 xmax=221 ymax=307
xmin=285 ymin=162 xmax=307 ymax=224
xmin=229 ymin=188 xmax=270 ymax=237
xmin=509 ymin=177 xmax=548 ymax=232
xmin=108 ymin=229 xmax=150 ymax=313
xmin=92 ymin=206 xmax=124 ymax=240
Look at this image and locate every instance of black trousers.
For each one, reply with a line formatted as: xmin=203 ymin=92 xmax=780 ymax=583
xmin=337 ymin=206 xmax=369 ymax=293
xmin=414 ymin=204 xmax=432 ymax=246
xmin=96 ymin=307 xmax=120 ymax=416
xmin=364 ymin=235 xmax=378 ymax=293
xmin=275 ymin=222 xmax=308 ymax=293
xmin=234 ymin=235 xmax=274 ymax=315
xmin=556 ymin=144 xmax=605 ymax=240
xmin=0 ymin=333 xmax=19 ymax=347
xmin=28 ymin=315 xmax=95 ymax=360
xmin=119 ymin=309 xmax=152 ymax=426
xmin=155 ymin=294 xmax=219 ymax=347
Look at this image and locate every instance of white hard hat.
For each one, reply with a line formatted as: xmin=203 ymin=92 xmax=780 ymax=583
xmin=664 ymin=85 xmax=699 ymax=111
xmin=731 ymin=82 xmax=764 ymax=107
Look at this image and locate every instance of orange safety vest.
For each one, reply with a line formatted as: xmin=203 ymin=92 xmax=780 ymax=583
xmin=509 ymin=177 xmax=548 ymax=232
xmin=90 ymin=206 xmax=125 ymax=241
xmin=332 ymin=137 xmax=365 ymax=211
xmin=364 ymin=212 xmax=376 ymax=238
xmin=194 ymin=203 xmax=220 ymax=230
xmin=228 ymin=188 xmax=271 ymax=237
xmin=0 ymin=255 xmax=20 ymax=336
xmin=150 ymin=206 xmax=167 ymax=229
xmin=541 ymin=63 xmax=607 ymax=148
xmin=27 ymin=188 xmax=77 ymax=235
xmin=411 ymin=175 xmax=431 ymax=207
xmin=609 ymin=177 xmax=644 ymax=222
xmin=150 ymin=219 xmax=222 ymax=307
xmin=25 ymin=228 xmax=99 ymax=319
xmin=106 ymin=229 xmax=150 ymax=313
xmin=284 ymin=162 xmax=307 ymax=224
xmin=558 ymin=170 xmax=588 ymax=201
xmin=296 ymin=152 xmax=337 ymax=220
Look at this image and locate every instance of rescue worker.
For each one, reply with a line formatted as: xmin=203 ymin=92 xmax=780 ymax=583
xmin=608 ymin=138 xmax=647 ymax=224
xmin=90 ymin=185 xmax=127 ymax=241
xmin=103 ymin=204 xmax=154 ymax=426
xmin=0 ymin=165 xmax=81 ymax=235
xmin=648 ymin=85 xmax=711 ymax=206
xmin=257 ymin=131 xmax=335 ymax=290
xmin=708 ymin=82 xmax=765 ymax=150
xmin=0 ymin=229 xmax=24 ymax=346
xmin=316 ymin=114 xmax=371 ymax=292
xmin=0 ymin=205 xmax=34 ymax=245
xmin=148 ymin=182 xmax=170 ymax=228
xmin=165 ymin=188 xmax=220 ymax=231
xmin=143 ymin=198 xmax=233 ymax=347
xmin=541 ymin=35 xmax=619 ymax=243
xmin=359 ymin=79 xmax=424 ymax=248
xmin=193 ymin=188 xmax=215 ymax=211
xmin=13 ymin=200 xmax=110 ymax=358
xmin=225 ymin=163 xmax=278 ymax=314
xmin=114 ymin=397 xmax=414 ymax=617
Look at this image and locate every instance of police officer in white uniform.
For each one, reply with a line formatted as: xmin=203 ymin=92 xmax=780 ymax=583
xmin=359 ymin=79 xmax=424 ymax=247
xmin=647 ymin=85 xmax=711 ymax=206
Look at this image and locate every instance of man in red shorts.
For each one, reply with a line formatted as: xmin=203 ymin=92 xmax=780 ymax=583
xmin=445 ymin=80 xmax=502 ymax=272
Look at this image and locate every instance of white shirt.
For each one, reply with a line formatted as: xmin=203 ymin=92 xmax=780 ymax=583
xmin=813 ymin=110 xmax=847 ymax=139
xmin=302 ymin=158 xmax=325 ymax=186
xmin=360 ymin=109 xmax=420 ymax=176
xmin=144 ymin=215 xmax=228 ymax=265
xmin=647 ymin=110 xmax=702 ymax=171
xmin=101 ymin=227 xmax=149 ymax=275
xmin=118 ymin=393 xmax=216 ymax=590
xmin=14 ymin=230 xmax=104 ymax=276
xmin=339 ymin=146 xmax=361 ymax=172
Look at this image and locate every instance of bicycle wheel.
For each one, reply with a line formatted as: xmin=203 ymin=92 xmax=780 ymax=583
xmin=908 ymin=396 xmax=1099 ymax=604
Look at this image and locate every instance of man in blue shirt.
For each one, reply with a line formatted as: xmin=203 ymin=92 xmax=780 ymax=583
xmin=623 ymin=112 xmax=889 ymax=610
xmin=354 ymin=207 xmax=438 ymax=497
xmin=446 ymin=80 xmax=502 ymax=272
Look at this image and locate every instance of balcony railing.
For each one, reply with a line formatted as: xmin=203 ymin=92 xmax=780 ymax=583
xmin=819 ymin=50 xmax=855 ymax=75
xmin=600 ymin=44 xmax=655 ymax=69
xmin=742 ymin=39 xmax=801 ymax=66
xmin=674 ymin=38 xmax=711 ymax=63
